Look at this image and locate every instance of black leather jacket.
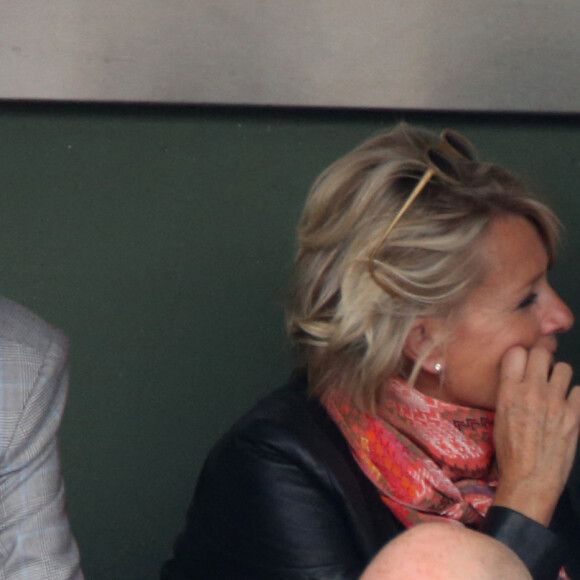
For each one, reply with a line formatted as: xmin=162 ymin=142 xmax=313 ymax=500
xmin=160 ymin=374 xmax=580 ymax=580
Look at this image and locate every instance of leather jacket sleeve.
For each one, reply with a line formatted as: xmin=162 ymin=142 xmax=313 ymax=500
xmin=161 ymin=419 xmax=370 ymax=580
xmin=160 ymin=379 xmax=404 ymax=580
xmin=481 ymin=506 xmax=565 ymax=580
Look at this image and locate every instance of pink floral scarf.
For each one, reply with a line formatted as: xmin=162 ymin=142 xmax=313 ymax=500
xmin=322 ymin=377 xmax=497 ymax=527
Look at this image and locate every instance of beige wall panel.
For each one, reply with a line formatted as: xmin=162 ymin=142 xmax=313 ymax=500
xmin=0 ymin=1 xmax=579 ymax=111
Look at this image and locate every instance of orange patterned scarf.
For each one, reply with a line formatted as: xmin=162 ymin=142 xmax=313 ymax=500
xmin=322 ymin=378 xmax=497 ymax=528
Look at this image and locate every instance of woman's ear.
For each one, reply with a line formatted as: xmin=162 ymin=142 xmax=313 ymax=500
xmin=403 ymin=317 xmax=445 ymax=375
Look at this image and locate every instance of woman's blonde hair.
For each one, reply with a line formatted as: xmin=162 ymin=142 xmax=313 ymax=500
xmin=286 ymin=123 xmax=561 ymax=412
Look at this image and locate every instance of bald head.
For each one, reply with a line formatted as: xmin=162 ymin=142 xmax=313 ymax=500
xmin=360 ymin=523 xmax=531 ymax=580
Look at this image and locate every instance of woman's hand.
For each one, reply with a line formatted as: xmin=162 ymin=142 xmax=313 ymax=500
xmin=493 ymin=346 xmax=580 ymax=526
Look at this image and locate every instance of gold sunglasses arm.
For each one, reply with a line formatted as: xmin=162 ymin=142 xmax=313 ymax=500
xmin=367 ymin=167 xmax=435 ymax=296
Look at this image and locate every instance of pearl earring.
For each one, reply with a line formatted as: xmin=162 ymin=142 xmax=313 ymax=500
xmin=434 ymin=362 xmax=443 ymax=374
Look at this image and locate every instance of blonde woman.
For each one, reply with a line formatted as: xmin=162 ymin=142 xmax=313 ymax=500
xmin=161 ymin=124 xmax=580 ymax=580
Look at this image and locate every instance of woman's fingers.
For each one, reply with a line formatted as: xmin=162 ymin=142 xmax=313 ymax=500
xmin=499 ymin=346 xmax=572 ymax=399
xmin=493 ymin=346 xmax=580 ymax=526
xmin=549 ymin=361 xmax=574 ymax=397
xmin=522 ymin=346 xmax=553 ymax=382
xmin=499 ymin=346 xmax=527 ymax=384
xmin=567 ymin=385 xmax=580 ymax=412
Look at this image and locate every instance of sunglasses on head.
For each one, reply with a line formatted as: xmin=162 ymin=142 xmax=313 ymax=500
xmin=368 ymin=129 xmax=476 ymax=297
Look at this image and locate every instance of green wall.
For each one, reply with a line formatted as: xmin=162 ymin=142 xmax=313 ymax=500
xmin=0 ymin=103 xmax=580 ymax=579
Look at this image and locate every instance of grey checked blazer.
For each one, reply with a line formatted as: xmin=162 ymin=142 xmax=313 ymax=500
xmin=0 ymin=297 xmax=82 ymax=579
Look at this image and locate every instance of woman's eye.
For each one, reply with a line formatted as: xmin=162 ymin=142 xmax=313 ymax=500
xmin=518 ymin=292 xmax=538 ymax=309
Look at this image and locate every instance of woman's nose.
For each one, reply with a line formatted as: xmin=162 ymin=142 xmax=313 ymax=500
xmin=543 ymin=290 xmax=574 ymax=334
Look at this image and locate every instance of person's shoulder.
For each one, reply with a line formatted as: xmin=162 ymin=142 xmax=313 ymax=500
xmin=0 ymin=296 xmax=68 ymax=356
xmin=207 ymin=373 xmax=349 ymax=478
xmin=226 ymin=374 xmax=328 ymax=445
